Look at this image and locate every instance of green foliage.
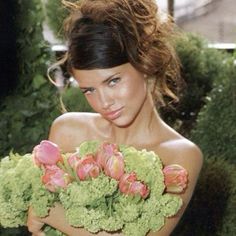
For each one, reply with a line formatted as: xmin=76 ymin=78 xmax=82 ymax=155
xmin=0 ymin=0 xmax=60 ymax=157
xmin=44 ymin=0 xmax=69 ymax=40
xmin=0 ymin=83 xmax=60 ymax=156
xmin=161 ymin=34 xmax=229 ymax=136
xmin=60 ymin=142 xmax=182 ymax=236
xmin=61 ymin=86 xmax=93 ymax=112
xmin=44 ymin=0 xmax=77 ymax=40
xmin=15 ymin=0 xmax=49 ymax=89
xmin=173 ymin=157 xmax=236 ymax=235
xmin=0 ymin=0 xmax=61 ymax=234
xmin=0 ymin=153 xmax=55 ymax=228
xmin=0 ymin=227 xmax=30 ymax=236
xmin=190 ymin=57 xmax=236 ymax=163
xmin=0 ymin=142 xmax=182 ymax=236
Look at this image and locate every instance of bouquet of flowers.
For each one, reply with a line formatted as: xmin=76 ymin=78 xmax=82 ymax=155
xmin=0 ymin=140 xmax=188 ymax=236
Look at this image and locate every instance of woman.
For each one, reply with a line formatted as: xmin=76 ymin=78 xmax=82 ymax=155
xmin=27 ymin=0 xmax=203 ymax=235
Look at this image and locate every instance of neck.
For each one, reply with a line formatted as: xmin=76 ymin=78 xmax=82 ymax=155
xmin=109 ymin=92 xmax=161 ymax=147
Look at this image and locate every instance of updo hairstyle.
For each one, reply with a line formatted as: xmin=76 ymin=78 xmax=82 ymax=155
xmin=60 ymin=0 xmax=181 ymax=106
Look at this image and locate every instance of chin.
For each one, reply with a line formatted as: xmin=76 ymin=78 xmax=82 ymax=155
xmin=110 ymin=117 xmax=135 ymax=128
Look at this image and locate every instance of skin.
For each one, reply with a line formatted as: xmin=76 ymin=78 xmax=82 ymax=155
xmin=27 ymin=63 xmax=203 ymax=236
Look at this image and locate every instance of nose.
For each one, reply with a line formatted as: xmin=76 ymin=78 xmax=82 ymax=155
xmin=98 ymin=89 xmax=114 ymax=110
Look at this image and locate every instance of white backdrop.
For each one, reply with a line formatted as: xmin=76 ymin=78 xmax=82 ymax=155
xmin=156 ymin=0 xmax=214 ymax=19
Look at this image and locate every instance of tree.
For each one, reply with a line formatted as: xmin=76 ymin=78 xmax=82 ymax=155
xmin=168 ymin=0 xmax=174 ymax=17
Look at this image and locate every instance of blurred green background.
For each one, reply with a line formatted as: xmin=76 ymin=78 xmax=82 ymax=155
xmin=0 ymin=0 xmax=235 ymax=235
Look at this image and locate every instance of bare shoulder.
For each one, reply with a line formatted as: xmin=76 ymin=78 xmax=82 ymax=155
xmin=157 ymin=137 xmax=203 ymax=188
xmin=158 ymin=136 xmax=203 ymax=199
xmin=155 ymin=120 xmax=203 ymax=168
xmin=50 ymin=112 xmax=97 ymax=127
xmin=49 ymin=112 xmax=100 ymax=152
xmin=158 ymin=137 xmax=203 ymax=166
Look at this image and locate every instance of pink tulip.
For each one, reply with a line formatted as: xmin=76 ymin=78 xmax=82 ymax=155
xmin=67 ymin=153 xmax=80 ymax=169
xmin=76 ymin=154 xmax=100 ymax=181
xmin=119 ymin=172 xmax=137 ymax=194
xmin=33 ymin=140 xmax=62 ymax=166
xmin=95 ymin=142 xmax=119 ymax=169
xmin=129 ymin=181 xmax=150 ymax=199
xmin=163 ymin=164 xmax=188 ymax=193
xmin=104 ymin=152 xmax=124 ymax=180
xmin=119 ymin=172 xmax=149 ymax=199
xmin=42 ymin=165 xmax=71 ymax=192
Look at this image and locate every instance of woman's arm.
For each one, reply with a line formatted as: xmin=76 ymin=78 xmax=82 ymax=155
xmin=28 ymin=203 xmax=122 ymax=236
xmin=27 ymin=203 xmax=96 ymax=236
xmin=27 ymin=206 xmax=46 ymax=236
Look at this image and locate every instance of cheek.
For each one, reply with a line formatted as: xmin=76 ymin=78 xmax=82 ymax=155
xmin=85 ymin=96 xmax=99 ymax=110
xmin=117 ymin=86 xmax=132 ymax=99
xmin=118 ymin=79 xmax=147 ymax=101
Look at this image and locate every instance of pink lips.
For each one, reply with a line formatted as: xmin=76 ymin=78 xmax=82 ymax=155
xmin=104 ymin=107 xmax=123 ymax=120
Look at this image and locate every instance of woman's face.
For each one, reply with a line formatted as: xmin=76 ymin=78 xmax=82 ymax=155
xmin=72 ymin=63 xmax=147 ymax=127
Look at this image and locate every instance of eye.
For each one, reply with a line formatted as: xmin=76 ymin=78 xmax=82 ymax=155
xmin=108 ymin=77 xmax=121 ymax=87
xmin=80 ymin=87 xmax=95 ymax=95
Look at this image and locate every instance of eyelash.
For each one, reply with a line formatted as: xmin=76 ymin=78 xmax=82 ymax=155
xmin=81 ymin=88 xmax=95 ymax=95
xmin=81 ymin=77 xmax=121 ymax=95
xmin=108 ymin=77 xmax=121 ymax=87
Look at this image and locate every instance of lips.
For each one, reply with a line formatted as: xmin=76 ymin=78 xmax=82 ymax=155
xmin=104 ymin=107 xmax=123 ymax=120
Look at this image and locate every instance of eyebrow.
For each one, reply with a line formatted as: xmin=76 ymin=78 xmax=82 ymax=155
xmin=79 ymin=72 xmax=121 ymax=89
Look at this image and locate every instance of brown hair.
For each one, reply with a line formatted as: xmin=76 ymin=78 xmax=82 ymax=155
xmin=59 ymin=0 xmax=181 ymax=107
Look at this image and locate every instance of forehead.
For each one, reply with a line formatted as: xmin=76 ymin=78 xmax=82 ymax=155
xmin=72 ymin=63 xmax=131 ymax=85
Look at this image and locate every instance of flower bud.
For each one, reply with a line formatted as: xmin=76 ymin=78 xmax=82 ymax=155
xmin=163 ymin=164 xmax=188 ymax=193
xmin=76 ymin=154 xmax=100 ymax=181
xmin=67 ymin=153 xmax=80 ymax=169
xmin=95 ymin=142 xmax=119 ymax=169
xmin=119 ymin=172 xmax=149 ymax=198
xmin=129 ymin=181 xmax=150 ymax=199
xmin=104 ymin=152 xmax=124 ymax=180
xmin=42 ymin=165 xmax=71 ymax=192
xmin=33 ymin=140 xmax=62 ymax=166
xmin=119 ymin=172 xmax=137 ymax=194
